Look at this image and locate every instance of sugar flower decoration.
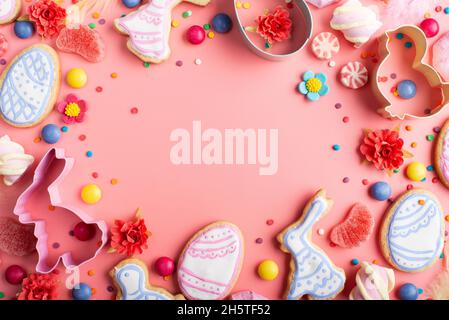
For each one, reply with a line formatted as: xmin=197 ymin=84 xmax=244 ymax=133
xmin=28 ymin=0 xmax=67 ymax=38
xmin=298 ymin=71 xmax=329 ymax=101
xmin=17 ymin=272 xmax=59 ymax=300
xmin=109 ymin=209 xmax=150 ymax=256
xmin=359 ymin=126 xmax=412 ymax=173
xmin=256 ymin=5 xmax=292 ymax=45
xmin=56 ymin=94 xmax=87 ymax=124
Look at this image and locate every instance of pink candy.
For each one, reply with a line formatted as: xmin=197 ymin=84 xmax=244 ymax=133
xmin=186 ymin=25 xmax=206 ymax=45
xmin=432 ymin=32 xmax=449 ymax=81
xmin=0 ymin=33 xmax=7 ymax=57
xmin=420 ymin=18 xmax=439 ymax=38
xmin=306 ymin=0 xmax=340 ymax=8
xmin=311 ymin=32 xmax=340 ymax=60
xmin=339 ymin=61 xmax=368 ymax=89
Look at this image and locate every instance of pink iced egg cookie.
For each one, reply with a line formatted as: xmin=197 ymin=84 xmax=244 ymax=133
xmin=311 ymin=32 xmax=340 ymax=60
xmin=0 ymin=217 xmax=36 ymax=256
xmin=433 ymin=32 xmax=449 ymax=82
xmin=339 ymin=61 xmax=369 ymax=89
xmin=177 ymin=222 xmax=244 ymax=300
xmin=230 ymin=291 xmax=268 ymax=300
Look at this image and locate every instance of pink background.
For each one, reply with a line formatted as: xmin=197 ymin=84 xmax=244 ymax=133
xmin=0 ymin=0 xmax=448 ymax=300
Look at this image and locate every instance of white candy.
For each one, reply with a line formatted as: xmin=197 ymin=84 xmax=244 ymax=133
xmin=339 ymin=61 xmax=368 ymax=89
xmin=311 ymin=32 xmax=340 ymax=60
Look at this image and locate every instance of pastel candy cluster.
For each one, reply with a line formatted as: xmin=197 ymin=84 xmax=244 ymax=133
xmin=0 ymin=135 xmax=34 ymax=186
xmin=330 ymin=0 xmax=382 ymax=47
xmin=349 ymin=262 xmax=395 ymax=300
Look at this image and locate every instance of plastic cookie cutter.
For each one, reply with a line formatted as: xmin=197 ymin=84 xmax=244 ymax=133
xmin=233 ymin=0 xmax=313 ymax=61
xmin=372 ymin=25 xmax=449 ymax=120
xmin=13 ymin=148 xmax=108 ymax=274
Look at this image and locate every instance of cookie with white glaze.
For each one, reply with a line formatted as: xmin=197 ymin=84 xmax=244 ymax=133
xmin=0 ymin=0 xmax=21 ymax=25
xmin=434 ymin=117 xmax=449 ymax=189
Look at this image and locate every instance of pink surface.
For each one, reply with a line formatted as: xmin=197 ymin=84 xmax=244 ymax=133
xmin=0 ymin=0 xmax=448 ymax=300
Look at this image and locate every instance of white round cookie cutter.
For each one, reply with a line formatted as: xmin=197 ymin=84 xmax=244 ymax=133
xmin=233 ymin=0 xmax=313 ymax=61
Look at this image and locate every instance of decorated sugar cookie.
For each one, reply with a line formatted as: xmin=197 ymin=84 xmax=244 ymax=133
xmin=434 ymin=118 xmax=449 ymax=190
xmin=114 ymin=0 xmax=211 ymax=63
xmin=380 ymin=189 xmax=445 ymax=272
xmin=0 ymin=44 xmax=61 ymax=127
xmin=277 ymin=189 xmax=346 ymax=300
xmin=349 ymin=262 xmax=395 ymax=300
xmin=0 ymin=135 xmax=34 ymax=186
xmin=110 ymin=258 xmax=185 ymax=300
xmin=0 ymin=0 xmax=21 ymax=25
xmin=177 ymin=221 xmax=244 ymax=300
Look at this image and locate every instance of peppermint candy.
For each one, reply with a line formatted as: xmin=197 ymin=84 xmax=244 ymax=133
xmin=311 ymin=32 xmax=340 ymax=60
xmin=339 ymin=61 xmax=368 ymax=89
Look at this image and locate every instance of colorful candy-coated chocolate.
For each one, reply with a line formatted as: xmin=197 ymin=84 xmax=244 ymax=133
xmin=369 ymin=181 xmax=391 ymax=201
xmin=73 ymin=222 xmax=96 ymax=241
xmin=5 ymin=265 xmax=26 ymax=285
xmin=72 ymin=283 xmax=92 ymax=300
xmin=81 ymin=183 xmax=102 ymax=204
xmin=212 ymin=13 xmax=233 ymax=33
xmin=186 ymin=25 xmax=206 ymax=45
xmin=420 ymin=18 xmax=439 ymax=38
xmin=257 ymin=260 xmax=279 ymax=281
xmin=397 ymin=80 xmax=417 ymax=99
xmin=121 ymin=0 xmax=141 ymax=8
xmin=66 ymin=68 xmax=88 ymax=89
xmin=41 ymin=124 xmax=61 ymax=144
xmin=406 ymin=162 xmax=426 ymax=181
xmin=154 ymin=256 xmax=175 ymax=277
xmin=14 ymin=21 xmax=35 ymax=39
xmin=398 ymin=283 xmax=419 ymax=300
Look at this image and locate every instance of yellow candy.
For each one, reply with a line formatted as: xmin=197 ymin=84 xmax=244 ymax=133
xmin=235 ymin=1 xmax=242 ymax=8
xmin=243 ymin=2 xmax=251 ymax=9
xmin=257 ymin=260 xmax=279 ymax=281
xmin=66 ymin=68 xmax=88 ymax=89
xmin=406 ymin=162 xmax=426 ymax=182
xmin=171 ymin=19 xmax=180 ymax=28
xmin=207 ymin=31 xmax=215 ymax=39
xmin=81 ymin=183 xmax=102 ymax=204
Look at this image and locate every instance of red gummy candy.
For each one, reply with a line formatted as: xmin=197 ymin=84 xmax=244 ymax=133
xmin=0 ymin=217 xmax=36 ymax=256
xmin=330 ymin=203 xmax=374 ymax=248
xmin=56 ymin=25 xmax=105 ymax=63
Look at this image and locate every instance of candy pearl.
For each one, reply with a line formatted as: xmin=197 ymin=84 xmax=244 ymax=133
xmin=186 ymin=25 xmax=206 ymax=45
xmin=5 ymin=265 xmax=27 ymax=285
xmin=369 ymin=181 xmax=392 ymax=201
xmin=154 ymin=257 xmax=175 ymax=277
xmin=81 ymin=183 xmax=102 ymax=204
xmin=73 ymin=222 xmax=96 ymax=241
xmin=121 ymin=0 xmax=141 ymax=8
xmin=41 ymin=124 xmax=61 ymax=144
xmin=72 ymin=283 xmax=92 ymax=300
xmin=66 ymin=68 xmax=88 ymax=89
xmin=397 ymin=80 xmax=417 ymax=99
xmin=211 ymin=13 xmax=233 ymax=33
xmin=398 ymin=283 xmax=419 ymax=300
xmin=406 ymin=162 xmax=426 ymax=182
xmin=420 ymin=18 xmax=439 ymax=38
xmin=257 ymin=260 xmax=279 ymax=281
xmin=14 ymin=21 xmax=35 ymax=39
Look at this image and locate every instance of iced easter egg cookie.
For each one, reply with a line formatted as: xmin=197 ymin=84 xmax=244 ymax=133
xmin=380 ymin=189 xmax=445 ymax=272
xmin=0 ymin=44 xmax=61 ymax=127
xmin=110 ymin=258 xmax=185 ymax=300
xmin=0 ymin=0 xmax=21 ymax=25
xmin=277 ymin=189 xmax=346 ymax=300
xmin=177 ymin=221 xmax=244 ymax=300
xmin=434 ymin=118 xmax=449 ymax=190
xmin=349 ymin=261 xmax=395 ymax=300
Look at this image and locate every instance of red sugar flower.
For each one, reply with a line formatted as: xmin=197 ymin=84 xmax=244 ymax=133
xmin=110 ymin=209 xmax=150 ymax=256
xmin=359 ymin=129 xmax=405 ymax=171
xmin=56 ymin=94 xmax=87 ymax=124
xmin=256 ymin=6 xmax=292 ymax=44
xmin=28 ymin=0 xmax=67 ymax=38
xmin=17 ymin=272 xmax=58 ymax=300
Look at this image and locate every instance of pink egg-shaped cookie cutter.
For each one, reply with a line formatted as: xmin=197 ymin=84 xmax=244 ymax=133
xmin=233 ymin=0 xmax=313 ymax=61
xmin=13 ymin=148 xmax=108 ymax=273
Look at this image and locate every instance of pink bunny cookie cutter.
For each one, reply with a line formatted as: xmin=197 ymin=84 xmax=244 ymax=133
xmin=14 ymin=148 xmax=108 ymax=273
xmin=233 ymin=0 xmax=313 ymax=61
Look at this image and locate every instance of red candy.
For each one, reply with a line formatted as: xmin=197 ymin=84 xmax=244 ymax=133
xmin=330 ymin=203 xmax=374 ymax=248
xmin=186 ymin=25 xmax=206 ymax=45
xmin=5 ymin=265 xmax=27 ymax=285
xmin=0 ymin=33 xmax=8 ymax=57
xmin=73 ymin=222 xmax=96 ymax=241
xmin=420 ymin=18 xmax=439 ymax=38
xmin=154 ymin=256 xmax=175 ymax=277
xmin=0 ymin=217 xmax=36 ymax=256
xmin=56 ymin=25 xmax=106 ymax=63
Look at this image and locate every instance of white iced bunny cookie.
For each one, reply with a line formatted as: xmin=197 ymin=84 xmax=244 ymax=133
xmin=349 ymin=262 xmax=395 ymax=300
xmin=0 ymin=135 xmax=34 ymax=186
xmin=0 ymin=0 xmax=21 ymax=25
xmin=114 ymin=0 xmax=211 ymax=63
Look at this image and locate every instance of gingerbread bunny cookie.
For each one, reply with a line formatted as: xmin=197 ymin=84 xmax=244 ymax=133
xmin=114 ymin=0 xmax=211 ymax=63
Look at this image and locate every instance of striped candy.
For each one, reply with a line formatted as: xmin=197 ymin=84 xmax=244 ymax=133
xmin=311 ymin=32 xmax=340 ymax=60
xmin=339 ymin=61 xmax=368 ymax=89
xmin=0 ymin=33 xmax=7 ymax=57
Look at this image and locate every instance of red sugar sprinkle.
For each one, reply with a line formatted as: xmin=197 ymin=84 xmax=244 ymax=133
xmin=362 ymin=179 xmax=369 ymax=185
xmin=131 ymin=107 xmax=139 ymax=114
xmin=266 ymin=219 xmax=274 ymax=226
xmin=329 ymin=242 xmax=336 ymax=247
xmin=92 ymin=172 xmax=99 ymax=179
xmin=342 ymin=116 xmax=349 ymax=123
xmin=78 ymin=134 xmax=86 ymax=141
xmin=432 ymin=177 xmax=438 ymax=183
xmin=406 ymin=184 xmax=414 ymax=190
xmin=95 ymin=86 xmax=103 ymax=92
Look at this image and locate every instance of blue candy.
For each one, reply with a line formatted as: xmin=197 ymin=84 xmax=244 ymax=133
xmin=397 ymin=80 xmax=417 ymax=99
xmin=369 ymin=181 xmax=391 ymax=201
xmin=41 ymin=124 xmax=61 ymax=144
xmin=398 ymin=283 xmax=419 ymax=300
xmin=121 ymin=0 xmax=141 ymax=8
xmin=212 ymin=13 xmax=233 ymax=33
xmin=72 ymin=283 xmax=92 ymax=300
xmin=14 ymin=21 xmax=35 ymax=39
